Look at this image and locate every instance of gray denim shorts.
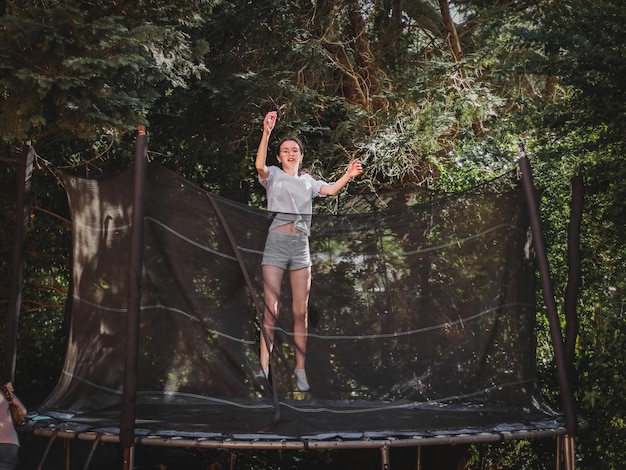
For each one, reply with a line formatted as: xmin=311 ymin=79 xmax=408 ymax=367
xmin=262 ymin=230 xmax=311 ymax=270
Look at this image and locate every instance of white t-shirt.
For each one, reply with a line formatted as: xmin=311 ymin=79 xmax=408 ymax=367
xmin=259 ymin=166 xmax=327 ymax=236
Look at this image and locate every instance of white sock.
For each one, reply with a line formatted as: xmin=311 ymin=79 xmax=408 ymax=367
xmin=294 ymin=368 xmax=310 ymax=392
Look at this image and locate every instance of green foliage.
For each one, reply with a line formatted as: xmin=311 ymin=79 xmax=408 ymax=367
xmin=468 ymin=438 xmax=559 ymax=470
xmin=0 ymin=0 xmax=210 ymax=148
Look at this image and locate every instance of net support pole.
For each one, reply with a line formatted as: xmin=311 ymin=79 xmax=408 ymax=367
xmin=4 ymin=143 xmax=35 ymax=382
xmin=518 ymin=156 xmax=577 ymax=437
xmin=120 ymin=126 xmax=148 ymax=469
xmin=564 ymin=176 xmax=583 ymax=371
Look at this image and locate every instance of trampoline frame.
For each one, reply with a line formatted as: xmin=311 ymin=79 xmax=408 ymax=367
xmin=32 ymin=425 xmax=577 ymax=470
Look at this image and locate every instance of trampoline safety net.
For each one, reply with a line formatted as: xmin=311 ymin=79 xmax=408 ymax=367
xmin=30 ymin=163 xmax=563 ymax=443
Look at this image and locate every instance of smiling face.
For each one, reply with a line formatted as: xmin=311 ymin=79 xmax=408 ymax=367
xmin=276 ymin=138 xmax=303 ymax=176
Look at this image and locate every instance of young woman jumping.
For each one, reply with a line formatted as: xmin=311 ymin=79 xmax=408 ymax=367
xmin=255 ymin=110 xmax=363 ymax=391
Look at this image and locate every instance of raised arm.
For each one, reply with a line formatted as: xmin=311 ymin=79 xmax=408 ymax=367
xmin=320 ymin=160 xmax=364 ymax=196
xmin=255 ymin=111 xmax=278 ymax=179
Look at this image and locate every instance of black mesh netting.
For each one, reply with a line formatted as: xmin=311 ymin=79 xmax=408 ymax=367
xmin=30 ymin=163 xmax=563 ymax=441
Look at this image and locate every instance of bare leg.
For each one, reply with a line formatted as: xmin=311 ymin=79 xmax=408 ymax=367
xmin=290 ymin=266 xmax=312 ymax=370
xmin=260 ymin=264 xmax=285 ymax=372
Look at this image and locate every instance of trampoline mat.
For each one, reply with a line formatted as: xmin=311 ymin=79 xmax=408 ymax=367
xmin=29 ymin=399 xmax=566 ymax=443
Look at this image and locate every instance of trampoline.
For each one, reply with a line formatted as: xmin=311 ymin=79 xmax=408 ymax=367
xmin=8 ymin=133 xmax=581 ymax=469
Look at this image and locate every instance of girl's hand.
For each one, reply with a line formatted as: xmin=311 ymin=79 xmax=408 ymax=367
xmin=264 ymin=111 xmax=278 ymax=133
xmin=346 ymin=160 xmax=364 ymax=178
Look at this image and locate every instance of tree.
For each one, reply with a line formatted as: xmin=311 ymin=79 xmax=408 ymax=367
xmin=0 ymin=0 xmax=211 ymax=158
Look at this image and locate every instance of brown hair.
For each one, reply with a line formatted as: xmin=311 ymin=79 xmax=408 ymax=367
xmin=277 ymin=136 xmax=304 ymax=155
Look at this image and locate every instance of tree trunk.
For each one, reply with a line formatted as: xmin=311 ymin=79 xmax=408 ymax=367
xmin=347 ymin=2 xmax=386 ymax=113
xmin=438 ymin=0 xmax=485 ymax=136
xmin=439 ymin=0 xmax=464 ymax=63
